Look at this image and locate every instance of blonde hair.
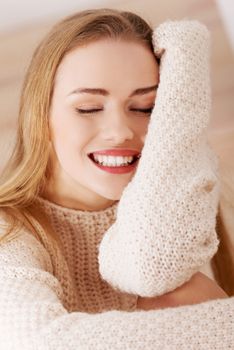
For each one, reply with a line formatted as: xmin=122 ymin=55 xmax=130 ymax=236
xmin=0 ymin=8 xmax=154 ymax=240
xmin=0 ymin=8 xmax=233 ymax=295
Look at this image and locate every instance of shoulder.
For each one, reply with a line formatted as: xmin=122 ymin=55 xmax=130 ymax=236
xmin=0 ymin=210 xmax=53 ymax=273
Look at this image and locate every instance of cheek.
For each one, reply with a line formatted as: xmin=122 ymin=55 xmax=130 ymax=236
xmin=134 ymin=118 xmax=150 ymax=143
xmin=49 ymin=99 xmax=79 ymax=141
xmin=49 ymin=111 xmax=91 ymax=149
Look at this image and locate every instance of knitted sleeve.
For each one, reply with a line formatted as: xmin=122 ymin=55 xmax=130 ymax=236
xmin=0 ymin=222 xmax=233 ymax=349
xmin=98 ymin=20 xmax=220 ymax=297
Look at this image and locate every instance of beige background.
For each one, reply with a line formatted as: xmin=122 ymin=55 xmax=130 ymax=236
xmin=0 ymin=0 xmax=233 ymax=236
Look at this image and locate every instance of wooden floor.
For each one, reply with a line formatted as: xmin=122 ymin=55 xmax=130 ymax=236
xmin=0 ymin=0 xmax=233 ymax=241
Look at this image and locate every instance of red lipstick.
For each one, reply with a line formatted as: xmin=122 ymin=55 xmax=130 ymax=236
xmin=90 ymin=149 xmax=141 ymax=157
xmin=88 ymin=149 xmax=141 ymax=174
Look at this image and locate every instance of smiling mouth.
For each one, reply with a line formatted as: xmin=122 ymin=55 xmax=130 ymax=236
xmin=88 ymin=153 xmax=140 ymax=166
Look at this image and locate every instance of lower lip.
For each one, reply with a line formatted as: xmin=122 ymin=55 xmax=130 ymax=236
xmin=89 ymin=157 xmax=139 ymax=174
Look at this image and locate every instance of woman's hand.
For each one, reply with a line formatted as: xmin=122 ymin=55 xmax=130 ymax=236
xmin=136 ymin=272 xmax=228 ymax=311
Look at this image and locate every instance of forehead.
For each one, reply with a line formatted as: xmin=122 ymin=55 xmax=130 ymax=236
xmin=54 ymin=39 xmax=159 ymax=92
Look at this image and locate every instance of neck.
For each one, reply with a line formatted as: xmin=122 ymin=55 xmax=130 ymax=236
xmin=41 ymin=178 xmax=117 ymax=212
xmin=42 ymin=191 xmax=116 ymax=212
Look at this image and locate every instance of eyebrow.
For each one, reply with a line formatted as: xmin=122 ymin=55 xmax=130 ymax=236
xmin=68 ymin=84 xmax=158 ymax=97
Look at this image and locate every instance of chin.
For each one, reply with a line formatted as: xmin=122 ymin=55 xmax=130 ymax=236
xmin=106 ymin=193 xmax=122 ymax=201
xmin=92 ymin=184 xmax=127 ymax=201
xmin=99 ymin=189 xmax=123 ymax=201
xmin=88 ymin=175 xmax=133 ymax=202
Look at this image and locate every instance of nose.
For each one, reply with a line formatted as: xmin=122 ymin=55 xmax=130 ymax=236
xmin=101 ymin=111 xmax=134 ymax=143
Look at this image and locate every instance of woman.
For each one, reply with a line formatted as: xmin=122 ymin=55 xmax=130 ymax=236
xmin=0 ymin=8 xmax=233 ymax=349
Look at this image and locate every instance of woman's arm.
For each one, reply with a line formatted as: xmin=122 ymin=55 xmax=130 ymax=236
xmin=98 ymin=20 xmax=220 ymax=297
xmin=137 ymin=272 xmax=228 ymax=310
xmin=0 ymin=222 xmax=233 ymax=349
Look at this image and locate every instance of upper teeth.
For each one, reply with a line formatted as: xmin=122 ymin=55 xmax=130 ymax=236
xmin=93 ymin=155 xmax=134 ymax=166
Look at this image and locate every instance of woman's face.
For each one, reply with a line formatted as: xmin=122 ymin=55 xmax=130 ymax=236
xmin=48 ymin=38 xmax=159 ymax=210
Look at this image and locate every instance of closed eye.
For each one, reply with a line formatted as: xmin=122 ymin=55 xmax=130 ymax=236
xmin=130 ymin=107 xmax=154 ymax=114
xmin=75 ymin=106 xmax=154 ymax=115
xmin=75 ymin=108 xmax=102 ymax=114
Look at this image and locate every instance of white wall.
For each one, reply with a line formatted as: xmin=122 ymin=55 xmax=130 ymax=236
xmin=0 ymin=0 xmax=118 ymax=32
xmin=1 ymin=0 xmax=234 ymax=50
xmin=215 ymin=0 xmax=234 ymax=50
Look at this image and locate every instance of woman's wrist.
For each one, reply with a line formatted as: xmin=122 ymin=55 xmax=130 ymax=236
xmin=136 ymin=272 xmax=228 ymax=311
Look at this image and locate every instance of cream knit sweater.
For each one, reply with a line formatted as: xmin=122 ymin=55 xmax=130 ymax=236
xmin=99 ymin=20 xmax=221 ymax=296
xmin=0 ymin=199 xmax=234 ymax=350
xmin=0 ymin=198 xmax=233 ymax=349
xmin=0 ymin=20 xmax=233 ymax=349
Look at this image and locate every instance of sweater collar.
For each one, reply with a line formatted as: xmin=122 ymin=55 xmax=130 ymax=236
xmin=36 ymin=196 xmax=119 ymax=219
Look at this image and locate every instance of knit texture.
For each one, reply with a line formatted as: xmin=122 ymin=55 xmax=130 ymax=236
xmin=0 ymin=198 xmax=233 ymax=349
xmin=0 ymin=20 xmax=233 ymax=349
xmin=98 ymin=20 xmax=220 ymax=296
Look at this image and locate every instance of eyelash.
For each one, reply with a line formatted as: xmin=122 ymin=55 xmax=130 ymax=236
xmin=75 ymin=107 xmax=154 ymax=115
